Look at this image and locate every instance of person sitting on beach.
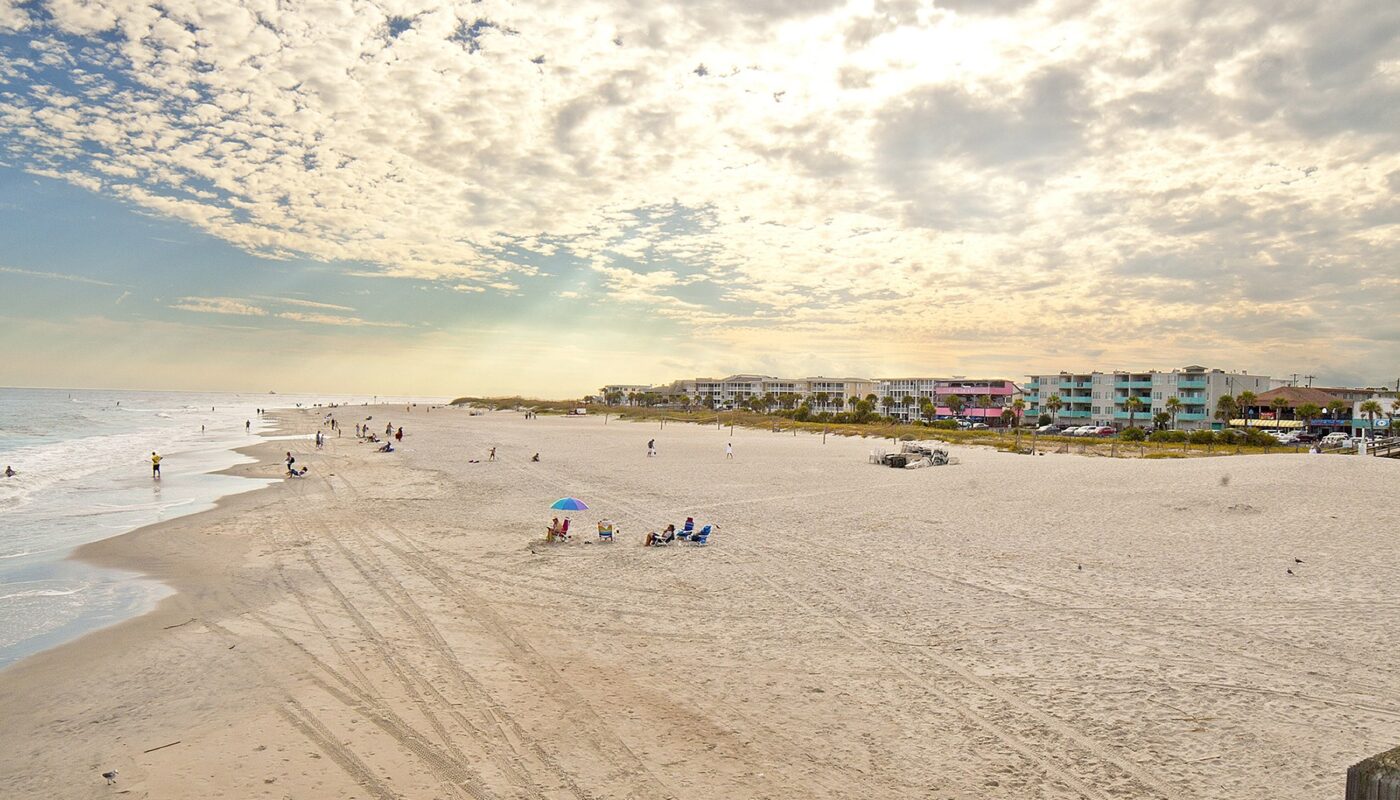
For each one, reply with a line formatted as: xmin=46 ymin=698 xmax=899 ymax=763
xmin=645 ymin=524 xmax=677 ymax=546
xmin=546 ymin=516 xmax=562 ymax=541
xmin=377 ymin=442 xmax=394 ymax=452
xmin=531 ymin=453 xmax=540 ymax=462
xmin=4 ymin=465 xmax=15 ymax=478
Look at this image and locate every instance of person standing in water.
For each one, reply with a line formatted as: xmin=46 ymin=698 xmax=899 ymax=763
xmin=4 ymin=466 xmax=16 ymax=478
xmin=151 ymin=451 xmax=162 ymax=479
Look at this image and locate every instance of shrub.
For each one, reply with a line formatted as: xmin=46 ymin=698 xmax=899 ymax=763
xmin=926 ymin=420 xmax=959 ymax=430
xmin=1149 ymin=430 xmax=1187 ymax=443
xmin=1189 ymin=430 xmax=1216 ymax=444
xmin=900 ymin=434 xmax=915 ymax=441
xmin=1120 ymin=427 xmax=1147 ymax=441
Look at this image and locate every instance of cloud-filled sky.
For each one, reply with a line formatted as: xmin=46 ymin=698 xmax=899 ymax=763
xmin=1 ymin=0 xmax=1397 ymax=395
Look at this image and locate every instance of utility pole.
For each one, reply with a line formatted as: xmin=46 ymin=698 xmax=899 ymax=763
xmin=1305 ymin=375 xmax=1316 ymax=388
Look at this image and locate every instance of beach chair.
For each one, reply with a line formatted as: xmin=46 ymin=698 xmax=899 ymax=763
xmin=687 ymin=524 xmax=713 ymax=545
xmin=680 ymin=518 xmax=695 ymax=537
xmin=597 ymin=521 xmax=615 ymax=543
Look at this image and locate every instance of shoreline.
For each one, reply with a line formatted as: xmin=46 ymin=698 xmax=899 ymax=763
xmin=0 ymin=421 xmax=297 ymax=682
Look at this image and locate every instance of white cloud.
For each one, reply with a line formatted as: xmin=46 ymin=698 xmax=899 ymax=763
xmin=170 ymin=296 xmax=267 ymax=316
xmin=0 ymin=265 xmax=119 ymax=286
xmin=1 ymin=1 xmax=1398 ymax=376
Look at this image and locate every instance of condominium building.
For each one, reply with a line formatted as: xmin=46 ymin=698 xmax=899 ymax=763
xmin=1023 ymin=365 xmax=1272 ymax=430
xmin=693 ymin=375 xmax=877 ymax=410
xmin=876 ymin=378 xmax=1022 ymax=422
xmin=805 ymin=377 xmax=879 ymax=413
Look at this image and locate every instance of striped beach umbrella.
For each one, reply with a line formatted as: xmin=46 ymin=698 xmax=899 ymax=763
xmin=550 ymin=497 xmax=589 ymax=510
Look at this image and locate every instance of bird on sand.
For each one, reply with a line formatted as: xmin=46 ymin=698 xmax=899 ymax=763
xmin=1294 ymin=558 xmax=1304 ymax=564
xmin=1286 ymin=569 xmax=1295 ymax=575
xmin=102 ymin=770 xmax=118 ymax=785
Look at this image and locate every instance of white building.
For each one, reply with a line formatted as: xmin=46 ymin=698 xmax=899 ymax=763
xmin=1023 ymin=365 xmax=1271 ymax=430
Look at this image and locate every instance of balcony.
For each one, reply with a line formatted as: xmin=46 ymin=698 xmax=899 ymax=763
xmin=1114 ymin=410 xmax=1152 ymax=419
xmin=1178 ymin=379 xmax=1207 ymax=389
xmin=1058 ymin=410 xmax=1092 ymax=418
xmin=1115 ymin=380 xmax=1153 ymax=389
xmin=1177 ymin=412 xmax=1207 ymax=421
xmin=1179 ymin=396 xmax=1206 ymax=405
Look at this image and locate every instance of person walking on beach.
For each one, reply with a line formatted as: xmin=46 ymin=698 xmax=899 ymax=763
xmin=647 ymin=438 xmax=656 ymax=457
xmin=488 ymin=447 xmax=496 ymax=461
xmin=285 ymin=451 xmax=296 ymax=476
xmin=395 ymin=426 xmax=403 ymax=442
xmin=725 ymin=441 xmax=733 ymax=459
xmin=245 ymin=419 xmax=251 ymax=432
xmin=151 ymin=451 xmax=162 ymax=479
xmin=386 ymin=423 xmax=393 ymax=437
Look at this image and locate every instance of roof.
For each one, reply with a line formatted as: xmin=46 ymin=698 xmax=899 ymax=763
xmin=1249 ymin=387 xmax=1345 ymax=407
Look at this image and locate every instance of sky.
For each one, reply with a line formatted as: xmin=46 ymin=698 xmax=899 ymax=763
xmin=0 ymin=0 xmax=1397 ymax=397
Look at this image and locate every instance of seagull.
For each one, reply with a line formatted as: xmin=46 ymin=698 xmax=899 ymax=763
xmin=102 ymin=770 xmax=118 ymax=785
xmin=1294 ymin=558 xmax=1304 ymax=564
xmin=1286 ymin=569 xmax=1294 ymax=575
xmin=1077 ymin=564 xmax=1082 ymax=570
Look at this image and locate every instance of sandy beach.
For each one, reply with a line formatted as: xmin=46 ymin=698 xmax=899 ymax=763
xmin=2 ymin=407 xmax=1398 ymax=799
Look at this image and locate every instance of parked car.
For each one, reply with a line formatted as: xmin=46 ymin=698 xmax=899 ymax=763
xmin=969 ymin=422 xmax=989 ymax=430
xmin=1321 ymin=432 xmax=1349 ymax=446
xmin=1036 ymin=424 xmax=1065 ymax=434
xmin=1275 ymin=433 xmax=1299 ymax=445
xmin=1091 ymin=426 xmax=1117 ymax=436
xmin=1293 ymin=432 xmax=1319 ymax=443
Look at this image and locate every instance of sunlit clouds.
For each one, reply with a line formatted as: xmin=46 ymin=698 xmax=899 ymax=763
xmin=1 ymin=0 xmax=1398 ymax=393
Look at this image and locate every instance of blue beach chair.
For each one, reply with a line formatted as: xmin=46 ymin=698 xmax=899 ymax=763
xmin=687 ymin=524 xmax=713 ymax=545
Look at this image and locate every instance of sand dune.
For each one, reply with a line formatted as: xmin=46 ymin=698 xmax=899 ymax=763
xmin=2 ymin=408 xmax=1397 ymax=798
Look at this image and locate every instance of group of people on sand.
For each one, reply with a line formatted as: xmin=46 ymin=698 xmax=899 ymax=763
xmin=545 ymin=515 xmax=716 ymax=546
xmin=644 ymin=516 xmax=715 ymax=546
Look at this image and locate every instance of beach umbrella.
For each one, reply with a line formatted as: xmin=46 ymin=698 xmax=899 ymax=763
xmin=550 ymin=497 xmax=589 ymax=510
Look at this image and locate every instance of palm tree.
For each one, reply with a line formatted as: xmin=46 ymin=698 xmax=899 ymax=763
xmin=1165 ymin=396 xmax=1182 ymax=429
xmin=1360 ymin=400 xmax=1384 ymax=439
xmin=814 ymin=391 xmax=829 ymax=412
xmin=1153 ymin=411 xmax=1171 ymax=430
xmin=919 ymin=398 xmax=935 ymax=425
xmin=946 ymin=394 xmax=966 ymax=418
xmin=1124 ymin=396 xmax=1145 ymax=430
xmin=1237 ymin=390 xmax=1257 ymax=423
xmin=1390 ymin=397 xmax=1400 ymax=436
xmin=1270 ymin=396 xmax=1290 ymax=430
xmin=1215 ymin=394 xmax=1236 ymax=425
xmin=1045 ymin=394 xmax=1063 ymax=424
xmin=1296 ymin=403 xmax=1321 ymax=433
xmin=847 ymin=395 xmax=859 ymax=413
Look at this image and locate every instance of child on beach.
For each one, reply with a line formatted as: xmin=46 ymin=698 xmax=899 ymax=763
xmin=151 ymin=452 xmax=162 ymax=479
xmin=4 ymin=465 xmax=15 ymax=478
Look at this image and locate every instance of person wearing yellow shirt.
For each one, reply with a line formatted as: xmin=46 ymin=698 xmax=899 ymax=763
xmin=151 ymin=451 xmax=162 ymax=479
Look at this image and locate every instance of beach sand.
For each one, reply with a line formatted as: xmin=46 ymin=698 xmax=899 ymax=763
xmin=2 ymin=408 xmax=1398 ymax=799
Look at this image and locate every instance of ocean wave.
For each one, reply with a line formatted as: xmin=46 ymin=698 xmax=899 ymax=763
xmin=0 ymin=586 xmax=88 ymax=601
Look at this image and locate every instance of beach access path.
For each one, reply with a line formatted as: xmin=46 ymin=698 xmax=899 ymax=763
xmin=2 ymin=407 xmax=1398 ymax=799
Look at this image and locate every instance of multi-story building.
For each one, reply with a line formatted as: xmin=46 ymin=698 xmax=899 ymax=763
xmin=1024 ymin=365 xmax=1272 ymax=430
xmin=875 ymin=378 xmax=1022 ymax=423
xmin=805 ymin=377 xmax=878 ymax=413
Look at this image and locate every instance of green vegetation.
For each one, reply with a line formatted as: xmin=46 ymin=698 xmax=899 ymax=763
xmin=447 ymin=396 xmax=1322 ymax=458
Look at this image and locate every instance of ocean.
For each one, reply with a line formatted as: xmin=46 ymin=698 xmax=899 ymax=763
xmin=0 ymin=387 xmax=441 ymax=668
